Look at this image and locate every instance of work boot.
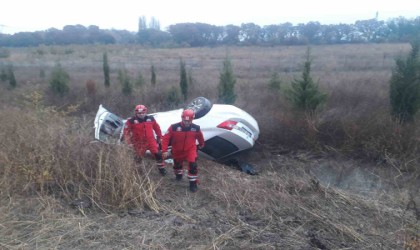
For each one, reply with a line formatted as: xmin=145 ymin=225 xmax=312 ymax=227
xmin=189 ymin=181 xmax=198 ymax=193
xmin=158 ymin=168 xmax=167 ymax=176
xmin=175 ymin=174 xmax=183 ymax=181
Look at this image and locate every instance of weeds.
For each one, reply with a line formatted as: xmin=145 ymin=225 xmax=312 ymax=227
xmin=0 ymin=94 xmax=160 ymax=212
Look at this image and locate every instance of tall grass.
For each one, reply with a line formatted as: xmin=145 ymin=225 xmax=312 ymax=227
xmin=0 ymin=92 xmax=161 ymax=212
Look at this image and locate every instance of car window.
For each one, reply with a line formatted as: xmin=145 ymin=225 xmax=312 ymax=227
xmin=200 ymin=136 xmax=239 ymax=160
xmin=98 ymin=113 xmax=124 ymax=143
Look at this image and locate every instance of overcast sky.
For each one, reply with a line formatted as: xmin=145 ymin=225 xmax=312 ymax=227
xmin=1 ymin=0 xmax=419 ymax=34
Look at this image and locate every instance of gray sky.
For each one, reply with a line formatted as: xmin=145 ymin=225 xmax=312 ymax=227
xmin=1 ymin=0 xmax=419 ymax=34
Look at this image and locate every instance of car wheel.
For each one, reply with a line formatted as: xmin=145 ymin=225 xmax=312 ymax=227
xmin=184 ymin=97 xmax=213 ymax=119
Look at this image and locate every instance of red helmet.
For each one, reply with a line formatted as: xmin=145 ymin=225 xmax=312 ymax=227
xmin=135 ymin=104 xmax=147 ymax=113
xmin=181 ymin=109 xmax=195 ymax=121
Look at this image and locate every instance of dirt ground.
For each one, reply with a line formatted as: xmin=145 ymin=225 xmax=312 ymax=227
xmin=1 ymin=144 xmax=419 ymax=250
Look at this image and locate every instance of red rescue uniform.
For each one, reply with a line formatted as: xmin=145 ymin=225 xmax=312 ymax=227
xmin=161 ymin=122 xmax=205 ymax=162
xmin=123 ymin=115 xmax=162 ymax=157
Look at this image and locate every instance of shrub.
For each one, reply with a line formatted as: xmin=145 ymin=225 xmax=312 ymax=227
xmin=85 ymin=79 xmax=96 ymax=97
xmin=64 ymin=48 xmax=74 ymax=54
xmin=118 ymin=69 xmax=132 ymax=95
xmin=166 ymin=86 xmax=182 ymax=108
xmin=0 ymin=68 xmax=7 ymax=81
xmin=35 ymin=48 xmax=45 ymax=55
xmin=0 ymin=48 xmax=10 ymax=58
xmin=39 ymin=68 xmax=46 ymax=78
xmin=269 ymin=72 xmax=281 ymax=90
xmin=389 ymin=42 xmax=420 ymax=123
xmin=135 ymin=71 xmax=145 ymax=87
xmin=49 ymin=64 xmax=70 ymax=96
xmin=8 ymin=65 xmax=17 ymax=89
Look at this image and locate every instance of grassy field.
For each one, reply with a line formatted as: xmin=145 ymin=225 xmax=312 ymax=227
xmin=0 ymin=43 xmax=419 ymax=249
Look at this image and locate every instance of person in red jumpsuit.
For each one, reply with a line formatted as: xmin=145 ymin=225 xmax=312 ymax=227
xmin=162 ymin=109 xmax=205 ymax=192
xmin=123 ymin=104 xmax=166 ymax=176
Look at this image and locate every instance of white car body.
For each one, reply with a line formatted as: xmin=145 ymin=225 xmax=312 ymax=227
xmin=94 ymin=99 xmax=259 ymax=162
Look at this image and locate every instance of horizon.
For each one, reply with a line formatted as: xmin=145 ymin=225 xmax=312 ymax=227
xmin=1 ymin=0 xmax=420 ymax=35
xmin=1 ymin=13 xmax=418 ymax=35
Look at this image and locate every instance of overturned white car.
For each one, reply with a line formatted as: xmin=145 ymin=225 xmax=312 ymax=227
xmin=94 ymin=97 xmax=260 ymax=166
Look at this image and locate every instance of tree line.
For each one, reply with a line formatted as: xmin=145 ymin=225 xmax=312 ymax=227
xmin=0 ymin=16 xmax=419 ymax=47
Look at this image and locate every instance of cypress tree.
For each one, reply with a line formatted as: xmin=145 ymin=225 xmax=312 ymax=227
xmin=285 ymin=48 xmax=327 ymax=112
xmin=103 ymin=51 xmax=110 ymax=88
xmin=218 ymin=56 xmax=236 ymax=104
xmin=151 ymin=65 xmax=156 ymax=86
xmin=179 ymin=59 xmax=188 ymax=101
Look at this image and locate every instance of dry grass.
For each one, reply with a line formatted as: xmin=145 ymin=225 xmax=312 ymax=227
xmin=1 ymin=152 xmax=417 ymax=249
xmin=0 ymin=95 xmax=160 ymax=212
xmin=1 ymin=43 xmax=419 ymax=249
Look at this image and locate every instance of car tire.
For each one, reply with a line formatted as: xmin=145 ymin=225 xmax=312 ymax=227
xmin=184 ymin=97 xmax=213 ymax=119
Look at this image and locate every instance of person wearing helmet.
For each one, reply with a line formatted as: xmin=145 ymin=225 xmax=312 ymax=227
xmin=162 ymin=109 xmax=205 ymax=192
xmin=123 ymin=104 xmax=166 ymax=176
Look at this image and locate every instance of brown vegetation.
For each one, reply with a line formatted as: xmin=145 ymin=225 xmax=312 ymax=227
xmin=0 ymin=44 xmax=419 ymax=249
